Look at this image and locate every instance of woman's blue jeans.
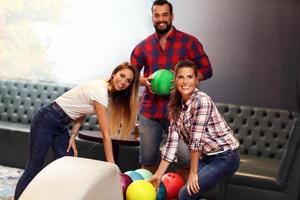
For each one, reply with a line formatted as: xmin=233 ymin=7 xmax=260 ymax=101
xmin=178 ymin=149 xmax=240 ymax=200
xmin=14 ymin=103 xmax=74 ymax=200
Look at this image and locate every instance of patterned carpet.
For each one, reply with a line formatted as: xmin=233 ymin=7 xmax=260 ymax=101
xmin=0 ymin=165 xmax=23 ymax=200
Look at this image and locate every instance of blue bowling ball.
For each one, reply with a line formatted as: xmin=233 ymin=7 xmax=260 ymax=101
xmin=125 ymin=170 xmax=144 ymax=181
xmin=156 ymin=182 xmax=167 ymax=200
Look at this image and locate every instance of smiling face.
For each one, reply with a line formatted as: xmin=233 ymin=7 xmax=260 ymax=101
xmin=112 ymin=68 xmax=134 ymax=91
xmin=175 ymin=66 xmax=198 ymax=102
xmin=152 ymin=4 xmax=173 ymax=35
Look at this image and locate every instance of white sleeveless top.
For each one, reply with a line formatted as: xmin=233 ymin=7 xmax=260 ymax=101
xmin=55 ymin=79 xmax=108 ymax=120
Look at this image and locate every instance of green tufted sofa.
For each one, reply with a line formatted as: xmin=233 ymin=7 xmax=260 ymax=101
xmin=1 ymin=79 xmax=300 ymax=200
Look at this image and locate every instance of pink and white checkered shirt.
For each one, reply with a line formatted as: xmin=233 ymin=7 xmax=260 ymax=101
xmin=161 ymin=88 xmax=239 ymax=162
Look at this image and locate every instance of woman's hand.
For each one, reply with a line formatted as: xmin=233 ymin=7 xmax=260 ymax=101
xmin=149 ymin=159 xmax=170 ymax=190
xmin=67 ymin=116 xmax=85 ymax=157
xmin=67 ymin=133 xmax=78 ymax=157
xmin=149 ymin=174 xmax=162 ymax=189
xmin=187 ymin=171 xmax=200 ymax=195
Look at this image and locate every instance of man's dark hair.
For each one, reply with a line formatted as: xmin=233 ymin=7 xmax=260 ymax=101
xmin=151 ymin=0 xmax=173 ymax=15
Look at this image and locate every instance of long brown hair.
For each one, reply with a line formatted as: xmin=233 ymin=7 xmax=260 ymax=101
xmin=107 ymin=62 xmax=140 ymax=138
xmin=168 ymin=60 xmax=198 ymax=121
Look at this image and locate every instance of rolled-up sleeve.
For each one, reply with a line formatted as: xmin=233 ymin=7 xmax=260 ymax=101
xmin=161 ymin=121 xmax=180 ymax=162
xmin=130 ymin=43 xmax=144 ymax=72
xmin=189 ymin=96 xmax=212 ymax=151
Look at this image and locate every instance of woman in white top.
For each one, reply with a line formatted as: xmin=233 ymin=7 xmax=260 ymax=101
xmin=14 ymin=62 xmax=140 ymax=200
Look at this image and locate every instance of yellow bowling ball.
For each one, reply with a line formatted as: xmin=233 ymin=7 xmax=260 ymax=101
xmin=126 ymin=180 xmax=156 ymax=200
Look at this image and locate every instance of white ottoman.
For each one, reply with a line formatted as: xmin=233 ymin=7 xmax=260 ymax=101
xmin=19 ymin=157 xmax=123 ymax=200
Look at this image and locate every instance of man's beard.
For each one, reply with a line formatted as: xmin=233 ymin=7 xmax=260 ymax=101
xmin=154 ymin=22 xmax=172 ymax=35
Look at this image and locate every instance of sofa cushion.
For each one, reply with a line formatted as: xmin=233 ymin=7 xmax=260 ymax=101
xmin=0 ymin=121 xmax=30 ymax=133
xmin=231 ymin=154 xmax=283 ymax=190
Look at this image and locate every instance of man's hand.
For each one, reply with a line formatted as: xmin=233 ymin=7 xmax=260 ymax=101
xmin=141 ymin=75 xmax=154 ymax=94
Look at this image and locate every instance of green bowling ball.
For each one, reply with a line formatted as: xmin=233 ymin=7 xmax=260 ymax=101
xmin=151 ymin=69 xmax=174 ymax=95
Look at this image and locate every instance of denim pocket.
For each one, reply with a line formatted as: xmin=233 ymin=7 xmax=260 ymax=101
xmin=40 ymin=105 xmax=70 ymax=128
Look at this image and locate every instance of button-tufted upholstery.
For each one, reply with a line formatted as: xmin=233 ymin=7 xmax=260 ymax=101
xmin=217 ymin=103 xmax=296 ymax=159
xmin=0 ymin=80 xmax=106 ymax=169
xmin=216 ymin=103 xmax=300 ymax=200
xmin=0 ymin=80 xmax=99 ymax=130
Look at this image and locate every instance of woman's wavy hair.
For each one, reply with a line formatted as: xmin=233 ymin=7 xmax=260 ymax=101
xmin=168 ymin=60 xmax=198 ymax=121
xmin=108 ymin=62 xmax=140 ymax=138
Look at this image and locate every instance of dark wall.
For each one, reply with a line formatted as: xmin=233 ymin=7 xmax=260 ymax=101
xmin=173 ymin=0 xmax=300 ymax=111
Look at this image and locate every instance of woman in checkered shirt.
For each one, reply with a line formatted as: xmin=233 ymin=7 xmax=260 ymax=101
xmin=150 ymin=60 xmax=240 ymax=200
